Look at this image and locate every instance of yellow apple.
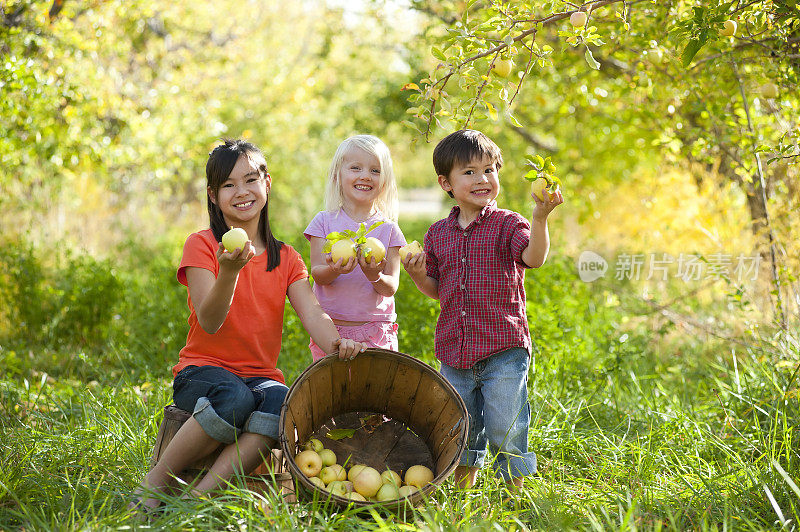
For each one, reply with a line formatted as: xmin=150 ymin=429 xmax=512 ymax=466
xmin=761 ymin=82 xmax=779 ymax=99
xmin=404 ymin=465 xmax=434 ymax=488
xmin=303 ymin=438 xmax=323 ymax=452
xmin=380 ymin=469 xmax=402 ymax=487
xmin=309 ymin=476 xmax=326 ymax=489
xmin=352 ymin=466 xmax=383 ymax=498
xmin=318 ymin=448 xmax=337 ymax=467
xmin=530 ymin=177 xmax=552 ymax=201
xmin=399 ymin=240 xmax=423 ymax=259
xmin=221 ymin=227 xmax=248 ymax=252
xmin=492 ymin=58 xmax=513 ymax=78
xmin=345 ymin=492 xmax=366 ymax=502
xmin=330 ymin=239 xmax=357 ymax=263
xmin=348 ymin=464 xmax=367 ymax=482
xmin=720 ymin=19 xmax=737 ymax=37
xmin=328 ymin=463 xmax=347 ymax=481
xmin=376 ymin=482 xmax=400 ymax=502
xmin=361 ymin=236 xmax=386 ymax=263
xmin=295 ymin=450 xmax=323 ymax=478
xmin=570 ymin=11 xmax=587 ymax=27
xmin=398 ymin=485 xmax=418 ymax=498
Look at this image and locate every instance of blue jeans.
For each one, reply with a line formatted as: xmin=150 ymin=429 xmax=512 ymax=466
xmin=440 ymin=347 xmax=537 ymax=481
xmin=173 ymin=365 xmax=288 ymax=444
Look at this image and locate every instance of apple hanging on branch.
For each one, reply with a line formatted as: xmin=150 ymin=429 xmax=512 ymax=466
xmin=524 ymin=155 xmax=562 ymax=201
xmin=324 ymin=222 xmax=385 ymax=264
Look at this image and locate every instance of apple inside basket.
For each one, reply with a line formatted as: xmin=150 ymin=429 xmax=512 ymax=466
xmin=279 ymin=348 xmax=468 ymax=509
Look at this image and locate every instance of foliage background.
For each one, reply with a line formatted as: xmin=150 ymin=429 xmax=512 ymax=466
xmin=1 ymin=0 xmax=799 ymax=529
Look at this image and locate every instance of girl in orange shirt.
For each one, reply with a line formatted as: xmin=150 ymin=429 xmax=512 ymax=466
xmin=132 ymin=139 xmax=364 ymax=513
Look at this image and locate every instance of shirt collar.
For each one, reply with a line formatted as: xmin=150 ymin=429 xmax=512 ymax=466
xmin=446 ymin=201 xmax=497 ymax=230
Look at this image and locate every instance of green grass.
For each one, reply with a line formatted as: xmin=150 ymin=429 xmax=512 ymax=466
xmin=1 ymin=235 xmax=799 ymax=530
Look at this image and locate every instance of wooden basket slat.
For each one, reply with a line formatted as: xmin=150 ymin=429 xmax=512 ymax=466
xmin=408 ymin=373 xmax=451 ymax=444
xmin=372 ymin=356 xmax=401 ymax=413
xmin=430 ymin=401 xmax=467 ymax=469
xmin=329 ymin=359 xmax=351 ymax=415
xmin=309 ymin=362 xmax=333 ymax=431
xmin=346 ymin=354 xmax=375 ymax=412
xmin=286 ymin=379 xmax=313 ymax=453
xmin=384 ymin=361 xmax=423 ymax=424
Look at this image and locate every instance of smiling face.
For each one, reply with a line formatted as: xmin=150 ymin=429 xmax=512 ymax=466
xmin=438 ymin=155 xmax=500 ymax=215
xmin=208 ymin=154 xmax=270 ymax=229
xmin=339 ymin=146 xmax=382 ymax=211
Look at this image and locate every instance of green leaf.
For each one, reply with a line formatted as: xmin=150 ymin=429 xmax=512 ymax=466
xmin=681 ymin=38 xmax=704 ymax=67
xmin=584 ymin=47 xmax=600 ymax=70
xmin=326 ymin=428 xmax=356 ymax=440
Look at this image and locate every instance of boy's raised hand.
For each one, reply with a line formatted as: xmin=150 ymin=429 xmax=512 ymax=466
xmin=334 ymin=338 xmax=367 ymax=361
xmin=216 ymin=241 xmax=255 ymax=271
xmin=531 ymin=186 xmax=564 ymax=220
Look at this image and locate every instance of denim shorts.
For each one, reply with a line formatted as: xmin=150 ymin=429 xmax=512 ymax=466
xmin=309 ymin=321 xmax=398 ymax=361
xmin=439 ymin=346 xmax=537 ymax=480
xmin=173 ymin=365 xmax=288 ymax=444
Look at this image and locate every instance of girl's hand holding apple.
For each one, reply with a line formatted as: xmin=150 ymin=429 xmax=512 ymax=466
xmin=358 ymin=249 xmax=386 ymax=281
xmin=325 ymin=253 xmax=358 ymax=275
xmin=216 ymin=241 xmax=256 ymax=271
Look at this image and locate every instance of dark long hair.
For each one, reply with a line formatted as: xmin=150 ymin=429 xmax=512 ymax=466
xmin=206 ymin=139 xmax=283 ymax=271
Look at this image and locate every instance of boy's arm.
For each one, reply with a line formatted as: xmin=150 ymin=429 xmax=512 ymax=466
xmin=521 ymin=188 xmax=564 ymax=268
xmin=402 ymin=253 xmax=439 ymax=300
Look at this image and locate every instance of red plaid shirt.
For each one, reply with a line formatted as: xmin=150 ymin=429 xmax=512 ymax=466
xmin=425 ymin=202 xmax=533 ymax=369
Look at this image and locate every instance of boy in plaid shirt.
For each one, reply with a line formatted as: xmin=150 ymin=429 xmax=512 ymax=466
xmin=402 ymin=129 xmax=563 ymax=489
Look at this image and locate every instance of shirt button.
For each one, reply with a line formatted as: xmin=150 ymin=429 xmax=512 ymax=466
xmin=461 ymin=310 xmax=466 ymax=316
xmin=460 ymin=284 xmax=465 ymax=290
xmin=461 ymin=257 xmax=466 ymax=263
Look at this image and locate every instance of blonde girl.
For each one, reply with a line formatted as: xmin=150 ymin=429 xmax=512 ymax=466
xmin=304 ymin=135 xmax=407 ymax=361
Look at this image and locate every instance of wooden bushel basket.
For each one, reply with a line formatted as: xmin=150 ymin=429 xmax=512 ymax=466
xmin=279 ymin=348 xmax=468 ymax=510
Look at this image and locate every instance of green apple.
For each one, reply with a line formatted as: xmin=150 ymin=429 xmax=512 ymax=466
xmin=319 ymin=466 xmax=339 ymax=485
xmin=303 ymin=438 xmax=324 ymax=452
xmin=569 ymin=11 xmax=587 ymax=27
xmin=221 ymin=227 xmax=248 ymax=252
xmin=328 ymin=463 xmax=347 ymax=481
xmin=295 ymin=450 xmax=323 ymax=478
xmin=330 ymin=239 xmax=357 ymax=263
xmin=318 ymin=448 xmax=336 ymax=467
xmin=361 ymin=237 xmax=386 ymax=263
xmin=404 ymin=464 xmax=434 ymax=488
xmin=309 ymin=476 xmax=326 ymax=489
xmin=376 ymin=482 xmax=400 ymax=502
xmin=326 ymin=480 xmax=348 ymax=497
xmin=492 ymin=58 xmax=513 ymax=78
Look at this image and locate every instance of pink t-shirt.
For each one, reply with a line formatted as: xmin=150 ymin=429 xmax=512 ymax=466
xmin=304 ymin=210 xmax=406 ymax=322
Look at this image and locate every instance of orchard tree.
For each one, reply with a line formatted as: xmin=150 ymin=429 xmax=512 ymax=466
xmin=405 ymin=0 xmax=799 ymax=329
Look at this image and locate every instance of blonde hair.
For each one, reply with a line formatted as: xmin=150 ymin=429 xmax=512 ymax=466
xmin=323 ymin=135 xmax=399 ymax=222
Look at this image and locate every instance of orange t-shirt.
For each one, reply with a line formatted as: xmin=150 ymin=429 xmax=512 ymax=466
xmin=173 ymin=229 xmax=308 ymax=382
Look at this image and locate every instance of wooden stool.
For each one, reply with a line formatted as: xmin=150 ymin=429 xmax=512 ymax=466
xmin=151 ymin=405 xmax=295 ymax=501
